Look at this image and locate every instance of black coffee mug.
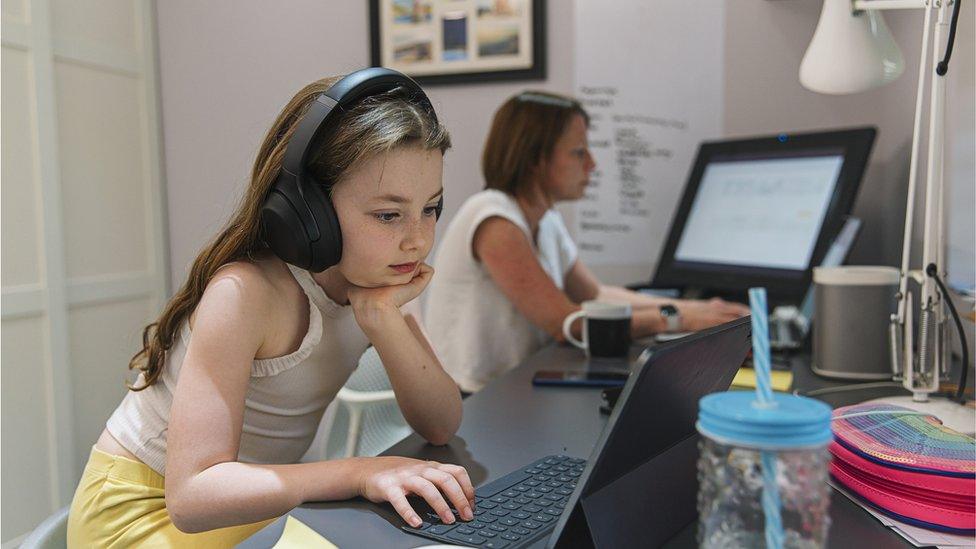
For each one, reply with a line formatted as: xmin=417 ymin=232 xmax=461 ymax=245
xmin=562 ymin=301 xmax=633 ymax=358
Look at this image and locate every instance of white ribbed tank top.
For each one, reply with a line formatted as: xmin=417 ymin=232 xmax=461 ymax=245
xmin=106 ymin=264 xmax=369 ymax=474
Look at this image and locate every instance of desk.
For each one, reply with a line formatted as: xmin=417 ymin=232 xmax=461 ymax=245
xmin=240 ymin=344 xmax=914 ymax=548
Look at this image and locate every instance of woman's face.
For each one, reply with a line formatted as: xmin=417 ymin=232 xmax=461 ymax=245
xmin=330 ymin=145 xmax=443 ymax=287
xmin=540 ymin=113 xmax=595 ymax=201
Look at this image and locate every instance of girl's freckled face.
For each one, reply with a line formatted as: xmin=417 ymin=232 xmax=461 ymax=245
xmin=329 ymin=145 xmax=444 ymax=287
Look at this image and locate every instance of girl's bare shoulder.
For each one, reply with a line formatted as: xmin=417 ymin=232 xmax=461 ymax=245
xmin=192 ymin=252 xmax=306 ymax=333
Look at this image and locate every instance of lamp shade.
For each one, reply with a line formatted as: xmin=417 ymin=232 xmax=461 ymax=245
xmin=800 ymin=0 xmax=905 ymax=94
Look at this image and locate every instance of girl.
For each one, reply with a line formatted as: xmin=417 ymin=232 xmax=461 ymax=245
xmin=67 ymin=69 xmax=473 ymax=547
xmin=425 ymin=91 xmax=749 ymax=394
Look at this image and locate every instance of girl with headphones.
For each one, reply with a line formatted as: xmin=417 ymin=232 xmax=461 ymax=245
xmin=67 ymin=69 xmax=472 ymax=547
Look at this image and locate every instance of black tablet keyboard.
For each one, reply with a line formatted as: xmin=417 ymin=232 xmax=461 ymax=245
xmin=402 ymin=455 xmax=586 ymax=548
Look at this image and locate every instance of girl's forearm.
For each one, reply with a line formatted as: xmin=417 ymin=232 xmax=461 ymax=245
xmin=167 ymin=458 xmax=364 ymax=533
xmin=363 ymin=308 xmax=462 ymax=444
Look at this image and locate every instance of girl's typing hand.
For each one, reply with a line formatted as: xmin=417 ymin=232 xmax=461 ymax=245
xmin=357 ymin=456 xmax=476 ymax=527
xmin=348 ymin=263 xmax=434 ymax=330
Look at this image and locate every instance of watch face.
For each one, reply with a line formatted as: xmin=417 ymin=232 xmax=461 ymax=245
xmin=660 ymin=304 xmax=681 ymax=332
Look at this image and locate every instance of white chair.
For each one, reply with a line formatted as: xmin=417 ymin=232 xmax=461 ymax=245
xmin=325 ymin=346 xmax=413 ymax=459
xmin=21 ymin=506 xmax=69 ymax=549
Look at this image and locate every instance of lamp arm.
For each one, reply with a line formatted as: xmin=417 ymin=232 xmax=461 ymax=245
xmin=895 ymin=3 xmax=935 ymax=326
xmin=853 ymin=0 xmax=927 ymax=10
xmin=891 ymin=0 xmax=954 ymax=400
xmin=921 ymin=3 xmax=950 ymax=311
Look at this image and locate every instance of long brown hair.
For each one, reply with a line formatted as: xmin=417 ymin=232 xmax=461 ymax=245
xmin=129 ymin=75 xmax=450 ymax=390
xmin=481 ymin=91 xmax=588 ymax=195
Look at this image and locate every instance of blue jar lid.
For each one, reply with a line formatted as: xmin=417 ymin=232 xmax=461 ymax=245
xmin=697 ymin=391 xmax=833 ymax=450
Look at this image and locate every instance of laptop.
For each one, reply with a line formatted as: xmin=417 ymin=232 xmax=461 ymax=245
xmin=403 ymin=316 xmax=753 ymax=548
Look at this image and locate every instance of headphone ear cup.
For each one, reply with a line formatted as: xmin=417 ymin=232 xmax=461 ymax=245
xmin=435 ymin=195 xmax=444 ymax=221
xmin=261 ymin=190 xmax=314 ymax=270
xmin=302 ymin=182 xmax=343 ymax=272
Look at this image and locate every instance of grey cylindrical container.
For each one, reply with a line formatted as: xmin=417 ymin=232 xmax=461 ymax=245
xmin=812 ymin=266 xmax=899 ymax=379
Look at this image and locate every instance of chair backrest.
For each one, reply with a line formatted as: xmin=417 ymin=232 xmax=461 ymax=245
xmin=343 ymin=345 xmax=395 ymax=392
xmin=323 ymin=346 xmax=413 ymax=459
xmin=21 ymin=506 xmax=70 ymax=549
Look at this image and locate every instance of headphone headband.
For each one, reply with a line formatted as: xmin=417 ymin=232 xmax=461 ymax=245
xmin=283 ymin=68 xmax=435 ymax=175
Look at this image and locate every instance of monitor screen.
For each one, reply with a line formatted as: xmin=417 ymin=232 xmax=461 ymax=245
xmin=673 ymin=152 xmax=844 ymax=271
xmin=649 ymin=127 xmax=876 ymax=304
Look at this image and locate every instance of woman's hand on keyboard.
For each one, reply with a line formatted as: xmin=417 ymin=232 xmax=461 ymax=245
xmin=357 ymin=456 xmax=475 ymax=528
xmin=677 ymin=298 xmax=750 ymax=331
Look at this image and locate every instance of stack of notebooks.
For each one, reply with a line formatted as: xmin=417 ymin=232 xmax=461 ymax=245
xmin=830 ymin=403 xmax=976 ymax=535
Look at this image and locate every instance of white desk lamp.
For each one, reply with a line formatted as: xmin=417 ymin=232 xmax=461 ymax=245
xmin=800 ymin=0 xmax=973 ymax=434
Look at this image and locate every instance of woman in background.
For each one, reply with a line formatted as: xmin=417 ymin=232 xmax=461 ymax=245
xmin=425 ymin=91 xmax=748 ymax=394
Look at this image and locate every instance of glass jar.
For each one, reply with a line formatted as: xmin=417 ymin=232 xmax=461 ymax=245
xmin=696 ymin=391 xmax=833 ymax=549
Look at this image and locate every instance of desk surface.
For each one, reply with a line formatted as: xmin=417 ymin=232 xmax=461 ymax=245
xmin=240 ymin=343 xmax=913 ymax=548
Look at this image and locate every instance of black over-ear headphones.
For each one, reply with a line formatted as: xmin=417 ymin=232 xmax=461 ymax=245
xmin=260 ymin=67 xmax=441 ymax=272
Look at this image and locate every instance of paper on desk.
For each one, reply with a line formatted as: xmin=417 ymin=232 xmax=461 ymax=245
xmin=830 ymin=481 xmax=975 ymax=548
xmin=731 ymin=367 xmax=792 ymax=392
xmin=271 ymin=515 xmax=338 ymax=549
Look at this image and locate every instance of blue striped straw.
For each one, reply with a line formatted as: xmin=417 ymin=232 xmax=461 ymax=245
xmin=748 ymin=287 xmax=773 ymax=405
xmin=750 ymin=287 xmax=783 ymax=549
xmin=761 ymin=451 xmax=784 ymax=549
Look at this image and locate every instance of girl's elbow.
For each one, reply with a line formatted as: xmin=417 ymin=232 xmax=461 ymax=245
xmin=166 ymin=494 xmax=196 ymax=533
xmin=424 ymin=429 xmax=455 ymax=446
xmin=171 ymin=517 xmax=204 ymax=535
xmin=421 ymin=412 xmax=461 ymax=446
xmin=166 ymin=492 xmax=209 ymax=534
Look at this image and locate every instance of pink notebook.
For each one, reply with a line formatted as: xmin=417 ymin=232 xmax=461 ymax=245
xmin=830 ymin=403 xmax=975 ymax=533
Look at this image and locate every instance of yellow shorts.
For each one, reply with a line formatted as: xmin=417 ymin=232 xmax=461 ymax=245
xmin=68 ymin=447 xmax=273 ymax=548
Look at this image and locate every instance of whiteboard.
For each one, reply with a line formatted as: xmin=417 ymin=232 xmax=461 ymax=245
xmin=573 ymin=0 xmax=725 ymax=272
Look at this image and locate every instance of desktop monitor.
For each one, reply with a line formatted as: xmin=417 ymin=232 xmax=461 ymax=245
xmin=649 ymin=127 xmax=876 ymax=305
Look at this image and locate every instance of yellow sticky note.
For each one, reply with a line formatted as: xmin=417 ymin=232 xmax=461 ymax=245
xmin=731 ymin=367 xmax=793 ymax=392
xmin=272 ymin=515 xmax=338 ymax=549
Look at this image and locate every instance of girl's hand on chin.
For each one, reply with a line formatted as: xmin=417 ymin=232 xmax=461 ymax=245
xmin=348 ymin=263 xmax=434 ymax=329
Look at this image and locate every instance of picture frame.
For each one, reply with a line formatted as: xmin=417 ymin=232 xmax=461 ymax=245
xmin=369 ymin=0 xmax=546 ymax=85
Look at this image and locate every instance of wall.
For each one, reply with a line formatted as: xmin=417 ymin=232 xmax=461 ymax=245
xmin=156 ymin=0 xmax=575 ymax=289
xmin=944 ymin=4 xmax=976 ymax=288
xmin=1 ymin=0 xmax=168 ymax=544
xmin=158 ymin=1 xmax=973 ymax=290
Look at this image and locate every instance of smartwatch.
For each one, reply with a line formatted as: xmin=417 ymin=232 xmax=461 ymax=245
xmin=660 ymin=304 xmax=682 ymax=332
